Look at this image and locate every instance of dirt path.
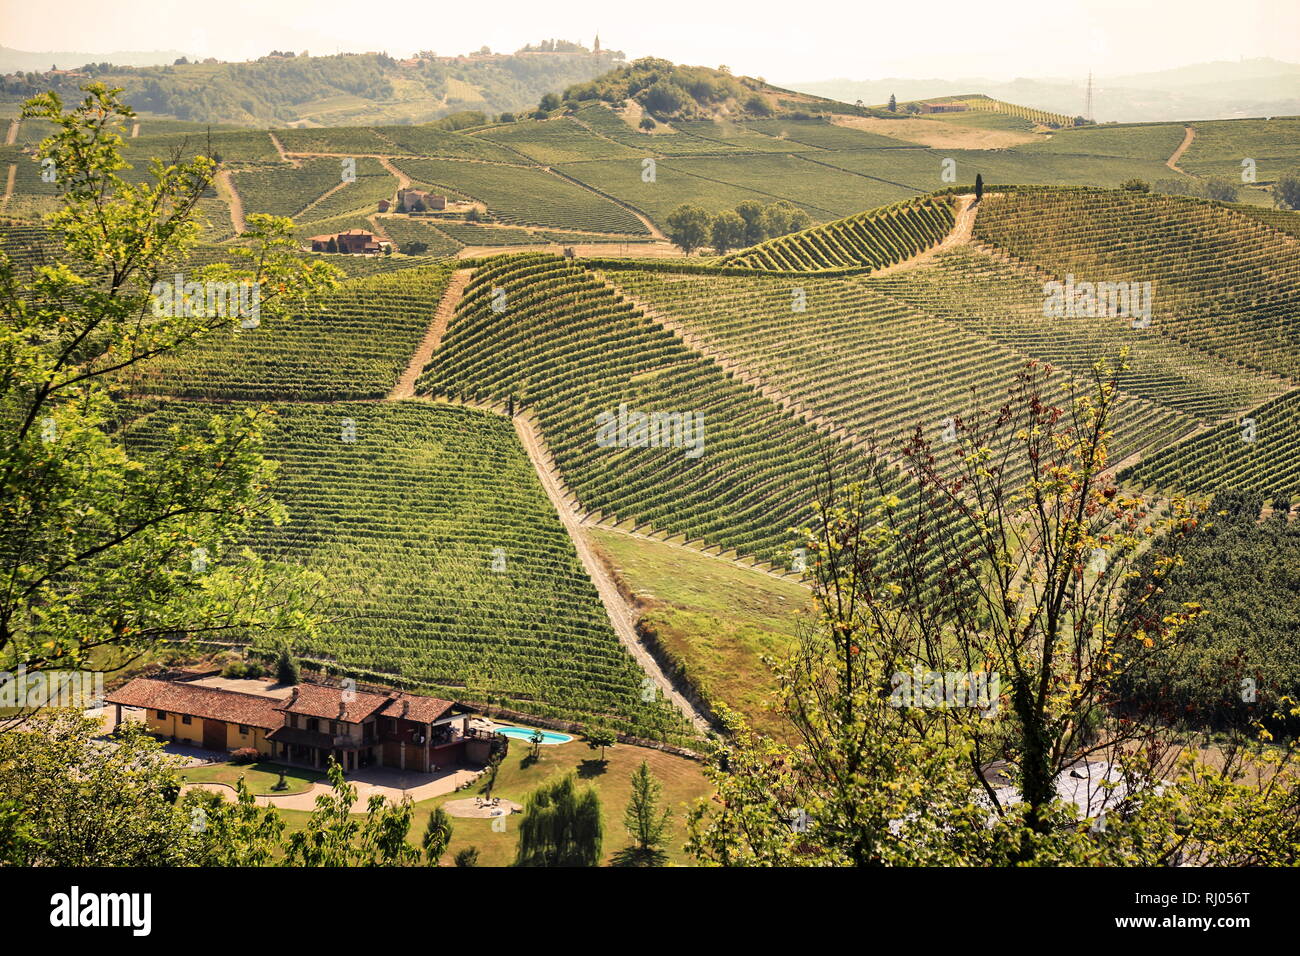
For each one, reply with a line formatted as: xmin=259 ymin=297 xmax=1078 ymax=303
xmin=388 ymin=269 xmax=473 ymax=399
xmin=1167 ymin=125 xmax=1195 ymax=172
xmin=130 ymin=122 xmax=140 ymax=138
xmin=268 ymin=132 xmax=300 ymax=168
xmin=4 ymin=119 xmax=17 ymax=146
xmin=1 ymin=164 xmax=14 ymax=203
xmin=377 ymin=155 xmax=410 ymax=194
xmin=214 ymin=169 xmax=245 ymax=234
xmin=871 ymin=193 xmax=978 ymax=276
xmin=512 ymin=410 xmax=714 ymax=733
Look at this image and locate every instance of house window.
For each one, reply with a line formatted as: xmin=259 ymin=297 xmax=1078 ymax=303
xmin=156 ymin=710 xmax=167 ymax=720
xmin=289 ymin=714 xmax=298 ymax=729
xmin=329 ymin=721 xmax=336 ymax=735
xmin=238 ymin=725 xmax=250 ymax=735
xmin=181 ymin=714 xmax=191 ymax=725
xmin=307 ymin=718 xmax=319 ymax=732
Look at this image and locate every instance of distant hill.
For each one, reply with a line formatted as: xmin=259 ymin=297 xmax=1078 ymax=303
xmin=790 ymin=58 xmax=1300 ymax=122
xmin=0 ymin=45 xmax=188 ymax=72
xmin=0 ymin=48 xmax=628 ymax=126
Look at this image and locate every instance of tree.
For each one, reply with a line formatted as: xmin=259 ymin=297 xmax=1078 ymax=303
xmin=402 ymin=240 xmax=429 ymax=255
xmin=275 ymin=642 xmax=300 ymax=685
xmin=529 ymin=727 xmax=545 ymax=759
xmin=454 ymin=846 xmax=480 ymax=866
xmin=615 ymin=761 xmax=670 ymax=866
xmin=735 ymin=199 xmax=768 ymax=246
xmin=184 ymin=777 xmax=285 ymax=866
xmin=1121 ymin=178 xmax=1150 ymax=192
xmin=709 ymin=209 xmax=745 ymax=254
xmin=422 ymin=806 xmax=454 ymax=864
xmin=539 ymin=92 xmax=562 ymax=112
xmin=639 ymin=115 xmax=656 ymax=130
xmin=1271 ymin=172 xmax=1300 ymax=210
xmin=0 ymin=713 xmax=194 ymax=866
xmin=689 ymin=360 xmax=1300 ymax=865
xmin=285 ymin=759 xmax=420 ymax=866
xmin=888 ymin=94 xmax=897 ymax=112
xmin=514 ymin=774 xmax=603 ymax=866
xmin=586 ymin=726 xmax=617 ymax=762
xmin=1 ymin=85 xmax=337 ymax=689
xmin=760 ymin=200 xmax=810 ymax=240
xmin=326 ymin=236 xmax=338 ymax=253
xmin=665 ymin=204 xmax=711 ymax=254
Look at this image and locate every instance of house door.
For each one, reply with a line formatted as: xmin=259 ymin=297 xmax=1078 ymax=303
xmin=202 ymin=719 xmax=227 ymax=751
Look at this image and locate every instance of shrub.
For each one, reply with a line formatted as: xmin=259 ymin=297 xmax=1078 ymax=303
xmin=230 ymin=747 xmax=259 ymax=765
xmin=639 ymin=115 xmax=656 ymax=130
xmin=454 ymin=846 xmax=479 ymax=866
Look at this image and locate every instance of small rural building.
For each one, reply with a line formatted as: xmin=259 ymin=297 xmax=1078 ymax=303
xmin=377 ymin=198 xmax=391 ymax=212
xmin=396 ymin=188 xmax=448 ymax=212
xmin=921 ymin=102 xmax=969 ymax=114
xmin=308 ymin=229 xmax=392 ymax=254
xmin=106 ymin=675 xmax=502 ymax=773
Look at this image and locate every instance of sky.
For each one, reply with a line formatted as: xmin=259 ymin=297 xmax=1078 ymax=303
xmin=2 ymin=0 xmax=1298 ymax=83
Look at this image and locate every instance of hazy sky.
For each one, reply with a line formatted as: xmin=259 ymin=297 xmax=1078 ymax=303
xmin=2 ymin=0 xmax=1297 ymax=82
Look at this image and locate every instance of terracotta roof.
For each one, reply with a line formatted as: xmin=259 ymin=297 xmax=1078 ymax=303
xmin=276 ymin=683 xmax=391 ymax=723
xmin=106 ymin=678 xmax=281 ymax=730
xmin=378 ymin=693 xmax=455 ymax=724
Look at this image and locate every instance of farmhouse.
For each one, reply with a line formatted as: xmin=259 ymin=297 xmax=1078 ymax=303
xmin=308 ymin=229 xmax=392 ymax=254
xmin=395 ymin=188 xmax=447 ymax=212
xmin=106 ymin=676 xmax=501 ymax=772
xmin=920 ymin=102 xmax=969 ymax=114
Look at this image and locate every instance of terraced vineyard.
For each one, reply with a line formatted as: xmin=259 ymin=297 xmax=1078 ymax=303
xmin=612 ymin=266 xmax=1194 ymax=463
xmin=1121 ymin=389 xmax=1300 ymax=496
xmin=973 ymin=188 xmax=1300 ymax=380
xmin=936 ymin=95 xmax=1077 ymax=129
xmin=120 ymin=400 xmax=686 ymax=740
xmin=719 ymin=195 xmax=955 ymax=270
xmin=868 ymin=246 xmax=1289 ymax=422
xmin=416 ymin=252 xmax=891 ymax=560
xmin=476 ymin=116 xmax=642 ymax=163
xmin=124 ymin=265 xmax=455 ymax=400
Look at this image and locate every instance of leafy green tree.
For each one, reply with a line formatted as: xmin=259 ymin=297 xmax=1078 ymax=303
xmin=615 ymin=761 xmax=670 ymax=866
xmin=285 ymin=759 xmax=420 ymax=866
xmin=639 ymin=115 xmax=656 ymax=130
xmin=454 ymin=846 xmax=480 ymax=866
xmin=514 ymin=773 xmax=603 ymax=866
xmin=887 ymin=94 xmax=896 ymax=112
xmin=586 ymin=726 xmax=616 ymax=761
xmin=665 ymin=204 xmax=711 ymax=254
xmin=529 ymin=727 xmax=545 ymax=758
xmin=709 ymin=210 xmax=745 ymax=254
xmin=759 ymin=200 xmax=810 ymax=240
xmin=1 ymin=85 xmax=336 ymax=683
xmin=0 ymin=713 xmax=192 ymax=866
xmin=1272 ymin=173 xmax=1300 ymax=210
xmin=538 ymin=92 xmax=562 ymax=112
xmin=975 ymin=172 xmax=983 ymax=201
xmin=185 ymin=777 xmax=285 ymax=866
xmin=422 ymin=806 xmax=454 ymax=864
xmin=735 ymin=199 xmax=767 ymax=246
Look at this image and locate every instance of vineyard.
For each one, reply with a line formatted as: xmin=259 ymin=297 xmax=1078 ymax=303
xmin=867 ymin=245 xmax=1289 ymax=422
xmin=611 ymin=263 xmax=1194 ymax=464
xmin=120 ymin=400 xmax=687 ymax=740
xmin=124 ymin=265 xmax=456 ymax=400
xmin=718 ymin=195 xmax=955 ymax=270
xmin=391 ymin=156 xmax=649 ymax=233
xmin=927 ymin=94 xmax=1078 ymax=129
xmin=1120 ymin=389 xmax=1300 ymax=496
xmin=972 ymin=188 xmax=1300 ymax=381
xmin=415 ymin=252 xmax=892 ymax=561
xmin=1178 ymin=117 xmax=1300 ymax=180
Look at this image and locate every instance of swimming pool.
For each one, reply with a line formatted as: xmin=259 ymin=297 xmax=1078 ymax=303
xmin=493 ymin=726 xmax=573 ymax=745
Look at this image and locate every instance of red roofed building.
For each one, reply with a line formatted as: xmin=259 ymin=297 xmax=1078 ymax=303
xmin=107 ymin=676 xmax=500 ymax=773
xmin=308 ymin=229 xmax=393 ymax=254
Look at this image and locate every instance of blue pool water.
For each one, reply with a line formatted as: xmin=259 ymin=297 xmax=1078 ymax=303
xmin=493 ymin=726 xmax=573 ymax=745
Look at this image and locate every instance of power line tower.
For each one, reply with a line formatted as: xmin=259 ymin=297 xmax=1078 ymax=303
xmin=1084 ymin=71 xmax=1094 ymax=123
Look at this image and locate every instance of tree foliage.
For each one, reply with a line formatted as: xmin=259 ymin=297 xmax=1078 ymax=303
xmin=514 ymin=773 xmax=603 ymax=866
